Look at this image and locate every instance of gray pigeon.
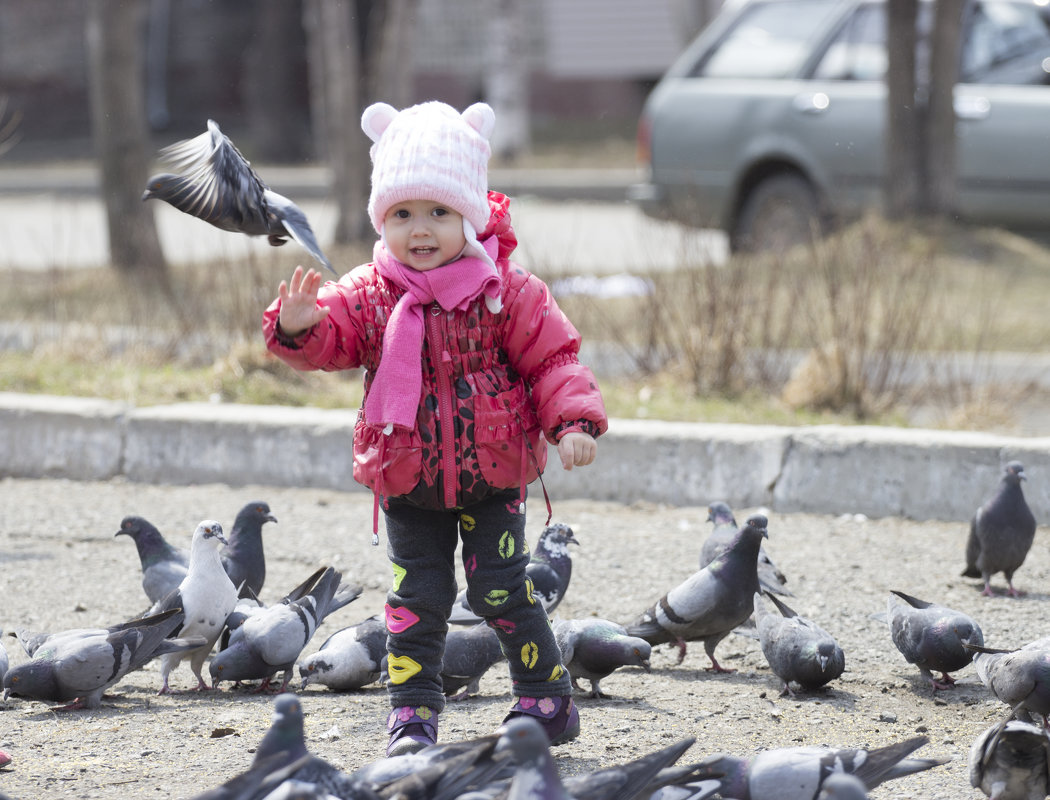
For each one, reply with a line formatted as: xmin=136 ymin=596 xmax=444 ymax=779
xmin=754 ymin=590 xmax=844 ymax=696
xmin=441 ymin=622 xmax=506 ymax=700
xmin=220 ymin=501 xmax=278 ymax=600
xmin=143 ymin=120 xmax=336 ymax=275
xmin=553 ymin=617 xmax=651 ymax=698
xmin=625 ymin=514 xmax=768 ymax=671
xmin=971 ymin=637 xmax=1050 ymax=726
xmin=686 ymin=735 xmax=948 ymax=800
xmin=498 ymin=716 xmax=573 ymax=800
xmin=969 ymin=710 xmax=1050 ymax=800
xmin=963 ymin=461 xmax=1037 ymax=597
xmin=150 ymin=519 xmax=240 ymax=693
xmin=3 ymin=608 xmax=204 ymax=710
xmin=210 ymin=567 xmax=362 ymax=693
xmin=115 ymin=515 xmax=190 ymax=604
xmin=299 ymin=615 xmax=387 ymax=692
xmin=449 ymin=523 xmax=579 ymax=624
xmin=886 ymin=589 xmax=984 ymax=691
xmin=700 ymin=501 xmax=791 ymax=597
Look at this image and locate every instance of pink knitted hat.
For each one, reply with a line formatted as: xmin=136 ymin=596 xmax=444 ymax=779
xmin=361 ymin=101 xmax=496 ymax=236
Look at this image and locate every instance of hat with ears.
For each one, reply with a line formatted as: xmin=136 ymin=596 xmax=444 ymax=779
xmin=361 ymin=101 xmax=496 ymax=239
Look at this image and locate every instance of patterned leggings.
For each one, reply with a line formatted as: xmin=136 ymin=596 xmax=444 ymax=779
xmin=383 ymin=488 xmax=571 ymax=712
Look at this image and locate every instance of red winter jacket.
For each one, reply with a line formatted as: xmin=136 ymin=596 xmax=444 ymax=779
xmin=262 ymin=193 xmax=608 ymax=516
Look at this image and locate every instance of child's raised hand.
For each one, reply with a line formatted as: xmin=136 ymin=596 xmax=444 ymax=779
xmin=557 ymin=431 xmax=597 ymax=471
xmin=277 ymin=265 xmax=331 ymax=336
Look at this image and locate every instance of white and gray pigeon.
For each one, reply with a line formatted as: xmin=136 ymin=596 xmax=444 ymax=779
xmin=449 ymin=523 xmax=579 ymax=625
xmin=971 ymin=636 xmax=1050 ymax=727
xmin=441 ymin=622 xmax=506 ymax=700
xmin=149 ymin=519 xmax=240 ymax=693
xmin=963 ymin=461 xmax=1037 ymax=597
xmin=886 ymin=589 xmax=984 ymax=691
xmin=625 ymin=514 xmax=768 ymax=671
xmin=753 ymin=590 xmax=844 ymax=696
xmin=553 ymin=617 xmax=651 ymax=699
xmin=220 ymin=500 xmax=278 ymax=600
xmin=700 ymin=501 xmax=791 ymax=597
xmin=115 ymin=515 xmax=189 ymax=604
xmin=210 ymin=567 xmax=362 ymax=693
xmin=142 ymin=120 xmax=336 ymax=275
xmin=683 ymin=735 xmax=948 ymax=800
xmin=3 ymin=608 xmax=205 ymax=710
xmin=298 ymin=615 xmax=387 ymax=692
xmin=969 ymin=710 xmax=1050 ymax=800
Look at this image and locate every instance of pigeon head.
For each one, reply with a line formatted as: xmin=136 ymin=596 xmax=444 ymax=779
xmin=195 ymin=520 xmax=227 ymax=547
xmin=253 ymin=693 xmax=309 ymax=765
xmin=495 ymin=716 xmax=552 ymax=765
xmin=142 ymin=173 xmax=195 ymax=206
xmin=3 ymin=659 xmax=59 ymax=702
xmin=115 ymin=515 xmax=157 ymax=541
xmin=208 ymin=640 xmax=259 ymax=686
xmin=1004 ymin=461 xmax=1027 ymax=484
xmin=234 ymin=501 xmax=278 ymax=529
xmin=298 ymin=655 xmax=332 ymax=689
xmin=744 ymin=514 xmax=769 ymax=540
xmin=707 ymin=501 xmax=737 ymax=527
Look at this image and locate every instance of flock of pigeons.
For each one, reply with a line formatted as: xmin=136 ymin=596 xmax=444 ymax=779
xmin=0 ymin=458 xmax=1045 ymax=799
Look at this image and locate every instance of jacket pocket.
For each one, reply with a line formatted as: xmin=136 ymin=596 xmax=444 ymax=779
xmin=353 ymin=418 xmax=423 ymax=498
xmin=473 ymin=386 xmax=546 ymax=488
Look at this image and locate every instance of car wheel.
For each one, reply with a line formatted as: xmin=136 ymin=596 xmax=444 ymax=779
xmin=731 ymin=173 xmax=824 ymax=253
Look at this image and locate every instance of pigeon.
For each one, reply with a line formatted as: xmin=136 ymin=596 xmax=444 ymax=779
xmin=149 ymin=519 xmax=240 ymax=693
xmin=497 ymin=715 xmax=574 ymax=800
xmin=299 ymin=615 xmax=388 ymax=692
xmin=220 ymin=501 xmax=278 ymax=600
xmin=553 ymin=617 xmax=651 ymax=698
xmin=441 ymin=622 xmax=506 ymax=700
xmin=962 ymin=461 xmax=1037 ymax=597
xmin=969 ymin=709 xmax=1050 ymax=800
xmin=449 ymin=523 xmax=579 ymax=624
xmin=115 ymin=515 xmax=190 ymax=604
xmin=688 ymin=735 xmax=948 ymax=800
xmin=753 ymin=590 xmax=844 ymax=696
xmin=210 ymin=567 xmax=362 ymax=693
xmin=561 ymin=735 xmax=698 ymax=800
xmin=700 ymin=501 xmax=791 ymax=597
xmin=143 ymin=120 xmax=336 ymax=275
xmin=625 ymin=513 xmax=768 ymax=671
xmin=970 ymin=637 xmax=1050 ymax=726
xmin=2 ymin=608 xmax=205 ymax=710
xmin=886 ymin=589 xmax=984 ymax=691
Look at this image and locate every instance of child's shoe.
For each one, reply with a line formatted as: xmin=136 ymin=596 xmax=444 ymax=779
xmin=386 ymin=705 xmax=439 ymax=757
xmin=502 ymin=695 xmax=579 ymax=745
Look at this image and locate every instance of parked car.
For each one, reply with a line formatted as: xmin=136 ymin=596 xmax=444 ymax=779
xmin=629 ymin=0 xmax=1050 ymax=252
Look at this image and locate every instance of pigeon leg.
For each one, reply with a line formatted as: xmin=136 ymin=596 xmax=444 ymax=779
xmin=50 ymin=697 xmax=88 ymax=711
xmin=589 ymin=679 xmax=609 ymax=699
xmin=931 ymin=672 xmax=956 ymax=691
xmin=674 ymin=637 xmax=688 ymax=665
xmin=1006 ymin=581 xmax=1024 ymax=598
xmin=981 ymin=580 xmax=996 ymax=597
xmin=779 ymin=681 xmax=796 ymax=698
xmin=446 ymin=689 xmax=471 ymax=702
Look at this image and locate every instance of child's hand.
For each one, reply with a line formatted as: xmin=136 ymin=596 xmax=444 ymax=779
xmin=557 ymin=432 xmax=597 ymax=471
xmin=277 ymin=266 xmax=331 ymax=336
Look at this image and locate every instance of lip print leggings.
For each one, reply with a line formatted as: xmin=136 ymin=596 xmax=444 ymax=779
xmin=383 ymin=488 xmax=572 ymax=712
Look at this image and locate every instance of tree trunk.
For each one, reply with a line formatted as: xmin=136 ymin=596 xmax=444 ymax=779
xmin=85 ymin=0 xmax=168 ymax=282
xmin=485 ymin=0 xmax=530 ymax=161
xmin=924 ymin=0 xmax=963 ymax=217
xmin=366 ymin=0 xmax=419 ymax=108
xmin=884 ymin=0 xmax=921 ymax=220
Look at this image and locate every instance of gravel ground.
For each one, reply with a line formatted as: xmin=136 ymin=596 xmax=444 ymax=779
xmin=0 ymin=476 xmax=1047 ymax=800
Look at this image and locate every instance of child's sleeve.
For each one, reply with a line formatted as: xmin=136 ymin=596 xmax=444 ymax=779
xmin=261 ymin=277 xmax=367 ymax=372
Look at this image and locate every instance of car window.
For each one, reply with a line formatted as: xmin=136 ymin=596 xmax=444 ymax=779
xmin=812 ymin=3 xmax=886 ymax=80
xmin=692 ymin=0 xmax=842 ymax=79
xmin=961 ymin=0 xmax=1050 ymax=84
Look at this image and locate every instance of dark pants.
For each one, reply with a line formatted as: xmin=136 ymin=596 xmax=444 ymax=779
xmin=383 ymin=488 xmax=571 ymax=712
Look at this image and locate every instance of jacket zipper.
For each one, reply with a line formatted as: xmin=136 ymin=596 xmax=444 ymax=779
xmin=426 ymin=303 xmax=458 ymax=508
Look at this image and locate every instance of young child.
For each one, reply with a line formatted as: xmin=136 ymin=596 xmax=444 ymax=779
xmin=262 ymin=100 xmax=607 ymax=756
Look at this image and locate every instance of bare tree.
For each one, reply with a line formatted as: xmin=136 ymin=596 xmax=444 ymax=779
xmin=884 ymin=0 xmax=920 ymax=219
xmin=85 ymin=0 xmax=167 ymax=282
xmin=485 ymin=0 xmax=531 ymax=161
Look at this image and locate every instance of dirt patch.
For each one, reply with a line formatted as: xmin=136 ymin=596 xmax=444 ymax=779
xmin=0 ymin=476 xmax=1046 ymax=799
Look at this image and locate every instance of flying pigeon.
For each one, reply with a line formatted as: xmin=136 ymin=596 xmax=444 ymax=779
xmin=210 ymin=567 xmax=362 ymax=693
xmin=753 ymin=590 xmax=844 ymax=696
xmin=886 ymin=589 xmax=984 ymax=691
xmin=143 ymin=120 xmax=336 ymax=275
xmin=553 ymin=617 xmax=651 ymax=698
xmin=969 ymin=710 xmax=1050 ymax=800
xmin=149 ymin=519 xmax=240 ymax=693
xmin=449 ymin=523 xmax=579 ymax=624
xmin=220 ymin=501 xmax=278 ymax=600
xmin=441 ymin=622 xmax=506 ymax=700
xmin=962 ymin=461 xmax=1037 ymax=597
xmin=3 ymin=608 xmax=204 ymax=710
xmin=700 ymin=501 xmax=791 ymax=597
xmin=687 ymin=736 xmax=948 ymax=800
xmin=970 ymin=637 xmax=1050 ymax=726
xmin=298 ymin=615 xmax=387 ymax=692
xmin=625 ymin=514 xmax=768 ymax=671
xmin=115 ymin=515 xmax=190 ymax=605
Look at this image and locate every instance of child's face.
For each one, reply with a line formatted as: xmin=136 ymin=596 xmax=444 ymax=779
xmin=384 ymin=200 xmax=467 ymax=271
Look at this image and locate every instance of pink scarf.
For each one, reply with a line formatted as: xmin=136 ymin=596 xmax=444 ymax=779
xmin=365 ymin=236 xmax=502 ymax=432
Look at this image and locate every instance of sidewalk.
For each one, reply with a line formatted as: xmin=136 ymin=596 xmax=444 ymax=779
xmin=2 ymin=391 xmax=1048 ymax=524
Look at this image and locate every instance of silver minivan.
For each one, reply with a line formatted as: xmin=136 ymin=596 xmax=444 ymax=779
xmin=630 ymin=0 xmax=1050 ymax=251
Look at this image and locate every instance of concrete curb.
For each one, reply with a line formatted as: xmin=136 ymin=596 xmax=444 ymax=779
xmin=2 ymin=391 xmax=1048 ymax=523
